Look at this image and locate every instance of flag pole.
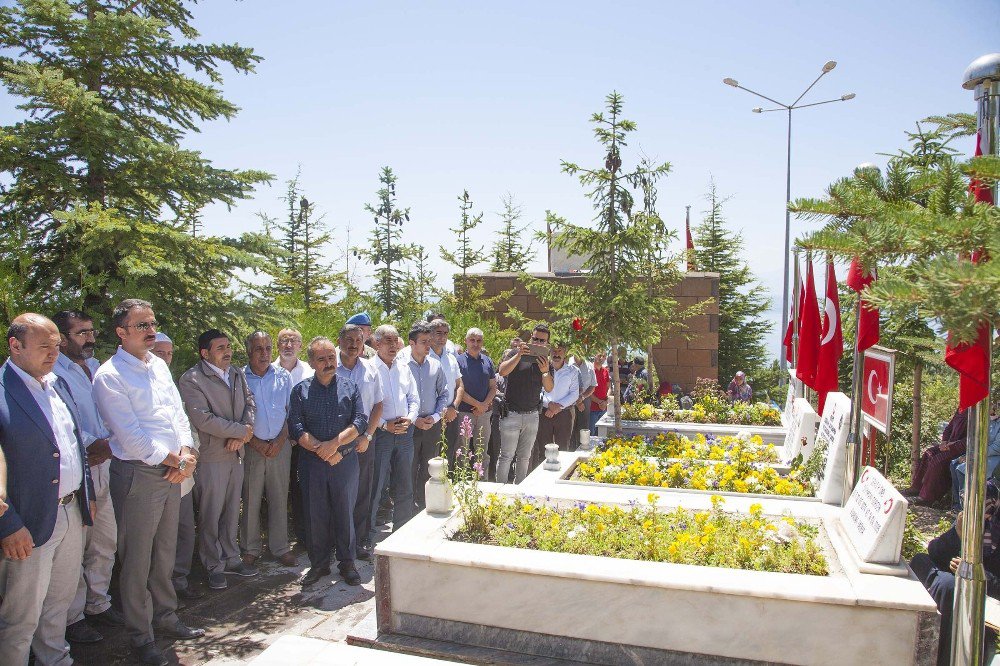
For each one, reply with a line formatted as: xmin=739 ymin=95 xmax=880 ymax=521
xmin=843 ymin=284 xmax=867 ymax=505
xmin=792 ymin=250 xmax=802 ymax=398
xmin=803 ymin=250 xmax=814 ymax=403
xmin=952 ymin=52 xmax=1000 ymax=666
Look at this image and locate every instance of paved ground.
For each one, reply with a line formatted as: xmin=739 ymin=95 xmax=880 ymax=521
xmin=69 ymin=535 xmax=384 ymax=665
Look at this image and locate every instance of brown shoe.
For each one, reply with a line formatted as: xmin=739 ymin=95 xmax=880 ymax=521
xmin=242 ymin=553 xmax=257 ymax=567
xmin=277 ymin=552 xmax=297 ymax=567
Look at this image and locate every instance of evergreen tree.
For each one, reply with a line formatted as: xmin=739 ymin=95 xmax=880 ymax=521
xmin=523 ymin=92 xmax=705 ymax=430
xmin=357 ymin=166 xmax=415 ymax=317
xmin=693 ymin=180 xmax=772 ymax=384
xmin=490 ymin=194 xmax=536 ymax=272
xmin=441 ymin=190 xmax=488 ymax=304
xmin=411 ymin=245 xmax=439 ymax=308
xmin=0 ymin=0 xmax=271 ymax=316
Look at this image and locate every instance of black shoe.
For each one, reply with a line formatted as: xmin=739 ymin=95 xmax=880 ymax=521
xmin=134 ymin=642 xmax=169 ymax=666
xmin=339 ymin=563 xmax=361 ymax=586
xmin=86 ymin=606 xmax=126 ymax=627
xmin=65 ymin=619 xmax=103 ymax=643
xmin=176 ymin=585 xmax=206 ymax=601
xmin=357 ymin=541 xmax=373 ymax=561
xmin=301 ymin=566 xmax=330 ymax=587
xmin=156 ymin=621 xmax=205 ymax=640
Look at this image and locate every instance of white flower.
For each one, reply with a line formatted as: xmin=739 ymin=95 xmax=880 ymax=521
xmin=567 ymin=525 xmax=587 ymax=539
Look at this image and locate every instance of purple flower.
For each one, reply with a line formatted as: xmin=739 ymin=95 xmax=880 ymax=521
xmin=474 ymin=462 xmax=484 ymax=478
xmin=460 ymin=415 xmax=473 ymax=440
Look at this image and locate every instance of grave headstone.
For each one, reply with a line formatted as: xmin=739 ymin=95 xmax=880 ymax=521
xmin=782 ymin=398 xmax=818 ymax=462
xmin=782 ymin=371 xmax=802 ymax=427
xmin=816 ymin=392 xmax=851 ymax=504
xmin=842 ymin=466 xmax=908 ymax=564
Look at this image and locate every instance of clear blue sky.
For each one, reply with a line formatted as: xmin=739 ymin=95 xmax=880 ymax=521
xmin=6 ymin=1 xmax=999 ymax=358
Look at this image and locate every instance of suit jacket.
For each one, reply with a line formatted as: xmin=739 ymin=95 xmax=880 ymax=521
xmin=0 ymin=361 xmax=95 ymax=545
xmin=178 ymin=360 xmax=255 ymax=464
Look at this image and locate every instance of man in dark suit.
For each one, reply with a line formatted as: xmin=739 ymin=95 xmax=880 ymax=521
xmin=0 ymin=313 xmax=95 ymax=665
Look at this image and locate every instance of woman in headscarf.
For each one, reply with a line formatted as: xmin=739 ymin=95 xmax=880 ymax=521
xmin=726 ymin=371 xmax=752 ymax=403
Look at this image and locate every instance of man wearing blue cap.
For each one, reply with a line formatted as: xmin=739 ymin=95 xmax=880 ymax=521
xmin=345 ymin=313 xmax=377 ymax=360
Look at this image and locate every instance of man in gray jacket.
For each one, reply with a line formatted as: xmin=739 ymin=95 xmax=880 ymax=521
xmin=179 ymin=329 xmax=256 ymax=591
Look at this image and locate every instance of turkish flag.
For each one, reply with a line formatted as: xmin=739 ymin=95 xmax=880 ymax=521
xmin=846 ymin=258 xmax=879 ymax=352
xmin=816 ymin=261 xmax=843 ymax=414
xmin=796 ymin=262 xmax=821 ymax=389
xmin=944 ymin=132 xmax=994 ymax=410
xmin=783 ymin=261 xmax=804 ymax=364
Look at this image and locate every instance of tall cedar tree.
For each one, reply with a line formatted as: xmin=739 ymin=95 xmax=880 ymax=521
xmin=524 ymin=92 xmax=705 ymax=431
xmin=259 ymin=173 xmax=340 ymax=308
xmin=441 ymin=190 xmax=487 ymax=303
xmin=693 ymin=181 xmax=772 ymax=385
xmin=490 ymin=194 xmax=536 ymax=272
xmin=0 ymin=0 xmax=272 ymax=321
xmin=409 ymin=244 xmax=439 ymax=318
xmin=357 ymin=167 xmax=415 ymax=317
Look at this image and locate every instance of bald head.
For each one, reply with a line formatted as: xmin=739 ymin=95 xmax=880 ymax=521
xmin=7 ymin=313 xmax=61 ymax=381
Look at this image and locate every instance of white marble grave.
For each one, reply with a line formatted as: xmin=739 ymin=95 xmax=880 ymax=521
xmin=841 ymin=466 xmax=908 ymax=565
xmin=595 ymin=413 xmax=788 ymax=446
xmin=816 ymin=392 xmax=852 ymax=505
xmin=783 ymin=397 xmax=818 ymax=462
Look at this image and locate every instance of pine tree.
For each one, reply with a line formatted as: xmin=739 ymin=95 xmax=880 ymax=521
xmin=409 ymin=244 xmax=439 ymax=318
xmin=490 ymin=194 xmax=536 ymax=272
xmin=357 ymin=166 xmax=415 ymax=317
xmin=693 ymin=180 xmax=772 ymax=385
xmin=0 ymin=0 xmax=271 ymax=316
xmin=524 ymin=92 xmax=706 ymax=431
xmin=441 ymin=190 xmax=488 ymax=304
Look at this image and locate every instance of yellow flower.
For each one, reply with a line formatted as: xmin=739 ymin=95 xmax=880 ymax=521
xmin=642 ymin=519 xmax=653 ymax=530
xmin=522 ymin=503 xmax=535 ymax=513
xmin=647 ymin=492 xmax=658 ymax=505
xmin=550 ymin=516 xmax=560 ymax=529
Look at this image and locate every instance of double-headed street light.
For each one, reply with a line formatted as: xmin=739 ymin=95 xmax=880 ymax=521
xmin=723 ymin=61 xmax=855 ymax=380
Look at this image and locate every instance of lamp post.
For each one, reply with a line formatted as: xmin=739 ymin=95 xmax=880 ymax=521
xmin=723 ymin=62 xmax=855 ymax=382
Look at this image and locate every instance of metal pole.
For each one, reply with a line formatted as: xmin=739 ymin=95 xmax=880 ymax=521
xmin=780 ymin=108 xmax=793 ymax=378
xmin=844 ymin=297 xmax=866 ymax=504
xmin=952 ymin=52 xmax=1000 ymax=666
xmin=791 ymin=252 xmax=802 ymax=397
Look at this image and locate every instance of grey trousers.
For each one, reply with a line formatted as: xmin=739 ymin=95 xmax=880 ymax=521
xmin=195 ymin=458 xmax=243 ymax=575
xmin=497 ymin=410 xmax=540 ymax=484
xmin=412 ymin=420 xmax=443 ymax=508
xmin=67 ymin=469 xmax=116 ymax=624
xmin=110 ymin=459 xmax=181 ymax=647
xmin=454 ymin=410 xmax=493 ymax=479
xmin=172 ymin=491 xmax=196 ymax=591
xmin=240 ymin=443 xmax=292 ymax=558
xmin=0 ymin=502 xmax=83 ymax=666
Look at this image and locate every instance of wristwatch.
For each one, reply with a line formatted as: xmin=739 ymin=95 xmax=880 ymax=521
xmin=178 ymin=457 xmax=188 ymax=472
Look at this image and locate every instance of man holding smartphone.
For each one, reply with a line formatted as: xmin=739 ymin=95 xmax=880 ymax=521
xmin=495 ymin=324 xmax=554 ymax=484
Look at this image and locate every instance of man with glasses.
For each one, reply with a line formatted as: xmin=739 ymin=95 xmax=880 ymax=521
xmin=403 ymin=322 xmax=449 ymax=512
xmin=456 ymin=328 xmax=497 ymax=478
xmin=93 ymin=300 xmax=203 ymax=666
xmin=496 ymin=324 xmax=554 ymax=484
xmin=179 ymin=330 xmax=256 ymax=590
xmin=273 ymin=328 xmax=313 ymax=546
xmin=533 ymin=341 xmax=579 ymax=467
xmin=51 ymin=311 xmax=123 ymax=645
xmin=427 ymin=319 xmax=463 ymax=470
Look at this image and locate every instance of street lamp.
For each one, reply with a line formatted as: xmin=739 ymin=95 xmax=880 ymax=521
xmin=722 ymin=62 xmax=855 ymax=381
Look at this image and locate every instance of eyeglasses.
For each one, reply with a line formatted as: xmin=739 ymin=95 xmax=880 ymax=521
xmin=69 ymin=329 xmax=99 ymax=339
xmin=124 ymin=321 xmax=158 ymax=331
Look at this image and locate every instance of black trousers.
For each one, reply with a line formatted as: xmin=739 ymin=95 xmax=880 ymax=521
xmin=300 ymin=450 xmax=358 ymax=571
xmin=353 ymin=445 xmax=374 ymax=546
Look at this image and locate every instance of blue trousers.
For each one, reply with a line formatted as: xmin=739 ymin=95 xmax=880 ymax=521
xmin=589 ymin=409 xmax=606 ymax=435
xmin=368 ymin=427 xmax=415 ymax=541
xmin=300 ymin=450 xmax=358 ymax=571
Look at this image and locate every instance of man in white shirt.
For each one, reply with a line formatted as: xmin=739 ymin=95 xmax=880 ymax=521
xmin=0 ymin=313 xmax=95 ymax=666
xmin=428 ymin=319 xmax=463 ymax=466
xmin=241 ymin=332 xmax=295 ymax=568
xmin=569 ymin=353 xmax=598 ymax=451
xmin=367 ymin=325 xmax=419 ymax=540
xmin=336 ymin=324 xmax=383 ymax=560
xmin=406 ymin=322 xmax=449 ymax=511
xmin=274 ymin=328 xmax=313 ymax=545
xmin=533 ymin=342 xmax=580 ymax=466
xmin=51 ymin=310 xmax=123 ymax=645
xmin=93 ymin=299 xmax=203 ymax=666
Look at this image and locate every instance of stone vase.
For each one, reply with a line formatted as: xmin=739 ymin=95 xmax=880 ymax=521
xmin=425 ymin=456 xmax=453 ymax=515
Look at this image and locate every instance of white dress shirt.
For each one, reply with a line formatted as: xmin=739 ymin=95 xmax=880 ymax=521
xmin=54 ymin=353 xmax=112 ymax=489
xmin=337 ymin=354 xmax=384 ymax=418
xmin=94 ymin=347 xmax=195 ymax=466
xmin=8 ymin=360 xmax=83 ymax=496
xmin=542 ymin=363 xmax=581 ymax=409
xmin=205 ymin=360 xmax=231 ymax=387
xmin=273 ymin=357 xmax=313 ymax=386
xmin=430 ymin=346 xmax=461 ymax=406
xmin=374 ymin=354 xmax=419 ymax=425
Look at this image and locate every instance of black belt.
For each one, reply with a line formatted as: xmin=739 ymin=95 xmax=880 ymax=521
xmin=58 ymin=491 xmax=76 ymax=506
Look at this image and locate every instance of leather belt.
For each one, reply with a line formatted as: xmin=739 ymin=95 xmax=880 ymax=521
xmin=58 ymin=491 xmax=76 ymax=506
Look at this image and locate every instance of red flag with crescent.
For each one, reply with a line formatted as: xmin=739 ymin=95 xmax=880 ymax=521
xmin=796 ymin=262 xmax=821 ymax=389
xmin=815 ymin=260 xmax=843 ymax=414
xmin=846 ymin=258 xmax=879 ymax=352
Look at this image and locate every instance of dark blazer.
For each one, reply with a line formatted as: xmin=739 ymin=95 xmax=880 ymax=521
xmin=0 ymin=361 xmax=95 ymax=545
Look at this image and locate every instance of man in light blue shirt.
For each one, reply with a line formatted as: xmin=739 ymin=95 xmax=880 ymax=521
xmin=534 ymin=341 xmax=580 ymax=464
xmin=241 ymin=332 xmax=295 ymax=567
xmin=52 ymin=310 xmax=123 ymax=644
xmin=406 ymin=322 xmax=449 ymax=511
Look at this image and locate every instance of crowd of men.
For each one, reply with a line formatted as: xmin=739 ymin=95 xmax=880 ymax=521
xmin=0 ymin=300 xmax=615 ymax=666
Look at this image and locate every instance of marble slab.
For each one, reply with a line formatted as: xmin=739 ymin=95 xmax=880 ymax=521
xmin=842 ymin=466 xmax=908 ymax=564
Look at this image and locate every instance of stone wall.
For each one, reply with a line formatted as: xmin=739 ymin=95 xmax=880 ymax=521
xmin=460 ymin=271 xmax=720 ymax=390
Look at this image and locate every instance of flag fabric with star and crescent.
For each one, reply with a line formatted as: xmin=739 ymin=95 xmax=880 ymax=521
xmin=815 ymin=260 xmax=843 ymax=415
xmin=846 ymin=258 xmax=879 ymax=353
xmin=795 ymin=262 xmax=821 ymax=389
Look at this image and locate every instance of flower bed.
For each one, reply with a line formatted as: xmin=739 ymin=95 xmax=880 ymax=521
xmin=576 ymin=437 xmax=813 ymax=497
xmin=622 ymin=392 xmax=782 ymax=427
xmin=600 ymin=431 xmax=781 ymax=464
xmin=452 ymin=493 xmax=827 ymax=576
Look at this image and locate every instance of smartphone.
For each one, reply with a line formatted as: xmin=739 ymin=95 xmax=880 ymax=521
xmin=524 ymin=343 xmax=551 ymax=358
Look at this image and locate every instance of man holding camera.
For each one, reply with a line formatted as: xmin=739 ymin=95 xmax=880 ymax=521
xmin=495 ymin=324 xmax=554 ymax=484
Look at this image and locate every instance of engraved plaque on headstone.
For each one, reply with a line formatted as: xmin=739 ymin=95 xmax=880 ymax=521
xmin=782 ymin=398 xmax=818 ymax=462
xmin=816 ymin=392 xmax=851 ymax=504
xmin=842 ymin=466 xmax=908 ymax=564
